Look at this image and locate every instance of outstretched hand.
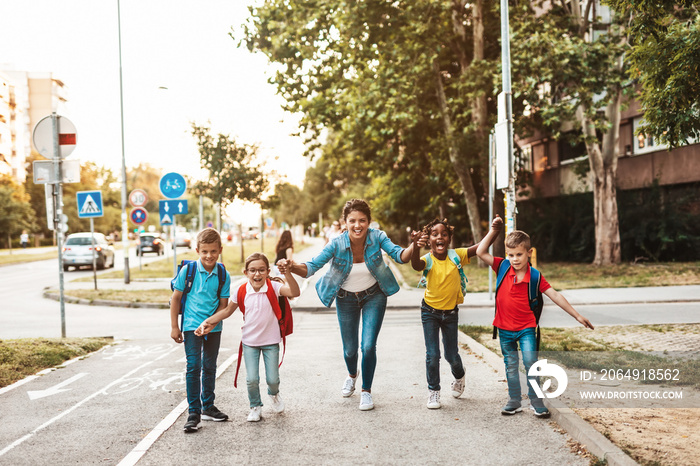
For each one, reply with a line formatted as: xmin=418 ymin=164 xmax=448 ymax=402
xmin=411 ymin=230 xmax=428 ymax=248
xmin=195 ymin=321 xmax=214 ymax=337
xmin=491 ymin=215 xmax=503 ymax=231
xmin=277 ymin=259 xmax=292 ymax=275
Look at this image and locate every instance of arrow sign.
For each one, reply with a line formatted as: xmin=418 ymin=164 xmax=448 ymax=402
xmin=76 ymin=191 xmax=104 ymax=218
xmin=159 ymin=199 xmax=188 ymax=217
xmin=27 ymin=373 xmax=88 ymax=400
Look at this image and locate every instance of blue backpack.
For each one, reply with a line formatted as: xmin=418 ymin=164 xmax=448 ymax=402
xmin=170 ymin=260 xmax=227 ymax=330
xmin=417 ymin=249 xmax=468 ymax=295
xmin=493 ymin=259 xmax=544 ymax=349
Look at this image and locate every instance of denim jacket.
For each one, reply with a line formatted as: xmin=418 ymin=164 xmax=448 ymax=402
xmin=304 ymin=229 xmax=405 ymax=307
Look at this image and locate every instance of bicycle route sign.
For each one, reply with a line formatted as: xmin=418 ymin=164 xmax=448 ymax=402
xmin=159 ymin=172 xmax=186 ymax=199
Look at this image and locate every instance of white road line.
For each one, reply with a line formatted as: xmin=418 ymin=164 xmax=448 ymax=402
xmin=117 ymin=351 xmax=239 ymax=466
xmin=0 ymin=351 xmax=95 ymax=396
xmin=0 ymin=345 xmax=180 ymax=458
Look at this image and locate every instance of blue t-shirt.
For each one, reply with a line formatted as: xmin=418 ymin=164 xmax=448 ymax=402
xmin=173 ymin=260 xmax=231 ymax=332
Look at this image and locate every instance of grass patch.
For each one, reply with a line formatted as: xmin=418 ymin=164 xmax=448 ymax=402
xmin=0 ymin=337 xmax=113 ymax=387
xmin=0 ymin=251 xmax=58 ymax=266
xmin=61 ymin=289 xmax=173 ymax=303
xmin=398 ymin=259 xmax=700 ymax=291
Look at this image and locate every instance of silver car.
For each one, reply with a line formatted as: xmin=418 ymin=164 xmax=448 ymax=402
xmin=62 ymin=232 xmax=116 ymax=271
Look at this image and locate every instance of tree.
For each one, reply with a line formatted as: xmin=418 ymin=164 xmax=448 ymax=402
xmin=0 ymin=175 xmax=36 ymax=248
xmin=241 ymin=0 xmax=501 ymax=242
xmin=605 ymin=0 xmax=700 ymax=147
xmin=510 ymin=0 xmax=629 ymax=265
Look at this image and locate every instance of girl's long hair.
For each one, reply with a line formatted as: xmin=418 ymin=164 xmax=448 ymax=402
xmin=276 ymin=230 xmax=293 ymax=253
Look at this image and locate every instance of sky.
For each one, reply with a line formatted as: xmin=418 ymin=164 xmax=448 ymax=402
xmin=0 ymin=0 xmax=310 ymax=195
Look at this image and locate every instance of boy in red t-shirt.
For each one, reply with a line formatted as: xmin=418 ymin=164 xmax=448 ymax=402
xmin=476 ymin=217 xmax=594 ymax=418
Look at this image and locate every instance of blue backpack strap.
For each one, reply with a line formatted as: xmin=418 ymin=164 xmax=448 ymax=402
xmin=215 ymin=262 xmax=227 ymax=299
xmin=447 ymin=249 xmax=468 ymax=295
xmin=528 ymin=265 xmax=544 ymax=351
xmin=179 ymin=261 xmax=197 ymax=330
xmin=417 ymin=254 xmax=433 ymax=288
xmin=493 ymin=259 xmax=512 ymax=339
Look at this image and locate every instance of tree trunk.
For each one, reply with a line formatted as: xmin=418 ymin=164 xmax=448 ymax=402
xmin=576 ymin=87 xmax=623 ymax=266
xmin=433 ymin=59 xmax=483 ymax=243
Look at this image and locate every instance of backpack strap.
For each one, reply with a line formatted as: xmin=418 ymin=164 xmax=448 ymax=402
xmin=234 ymin=283 xmax=247 ymax=388
xmin=179 ymin=261 xmax=197 ymax=331
xmin=493 ymin=259 xmax=512 ymax=340
xmin=528 ymin=265 xmax=543 ymax=351
xmin=447 ymin=249 xmax=468 ymax=295
xmin=264 ymin=279 xmax=287 ymax=368
xmin=215 ymin=262 xmax=227 ymax=300
xmin=417 ymin=254 xmax=432 ymax=288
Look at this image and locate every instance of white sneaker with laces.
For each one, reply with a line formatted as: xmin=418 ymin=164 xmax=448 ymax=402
xmin=427 ymin=390 xmax=441 ymax=409
xmin=359 ymin=391 xmax=374 ymax=411
xmin=341 ymin=374 xmax=358 ymax=397
xmin=247 ymin=406 xmax=262 ymax=422
xmin=451 ymin=375 xmax=466 ymax=398
xmin=269 ymin=393 xmax=285 ymax=413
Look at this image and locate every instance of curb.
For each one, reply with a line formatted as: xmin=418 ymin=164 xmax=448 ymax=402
xmin=42 ymin=290 xmax=168 ymax=309
xmin=458 ymin=331 xmax=639 ymax=466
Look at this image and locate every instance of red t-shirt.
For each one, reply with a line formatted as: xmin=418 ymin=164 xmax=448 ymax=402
xmin=492 ymin=257 xmax=551 ymax=331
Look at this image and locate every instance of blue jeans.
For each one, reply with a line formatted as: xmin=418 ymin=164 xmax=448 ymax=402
xmin=498 ymin=327 xmax=542 ymax=405
xmin=421 ymin=301 xmax=465 ymax=391
xmin=243 ymin=343 xmax=280 ymax=408
xmin=183 ymin=330 xmax=221 ymax=414
xmin=336 ymin=283 xmax=387 ymax=391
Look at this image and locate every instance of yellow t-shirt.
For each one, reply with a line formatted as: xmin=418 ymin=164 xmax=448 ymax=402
xmin=422 ymin=248 xmax=470 ymax=310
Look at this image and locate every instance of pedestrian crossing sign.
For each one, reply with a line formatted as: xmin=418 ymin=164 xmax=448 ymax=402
xmin=76 ymin=191 xmax=104 ymax=218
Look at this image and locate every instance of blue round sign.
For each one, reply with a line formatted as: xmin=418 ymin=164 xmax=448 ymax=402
xmin=130 ymin=207 xmax=148 ymax=225
xmin=159 ymin=172 xmax=187 ymax=199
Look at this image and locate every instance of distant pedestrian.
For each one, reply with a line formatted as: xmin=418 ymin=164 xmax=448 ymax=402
xmin=20 ymin=230 xmax=29 ymax=249
xmin=170 ymin=228 xmax=231 ymax=433
xmin=476 ymin=217 xmax=594 ymax=418
xmin=324 ymin=220 xmax=342 ymax=244
xmin=287 ymin=199 xmax=416 ymax=411
xmin=410 ymin=217 xmax=499 ymax=409
xmin=197 ymin=253 xmax=300 ymax=422
xmin=273 ymin=230 xmax=294 ymax=276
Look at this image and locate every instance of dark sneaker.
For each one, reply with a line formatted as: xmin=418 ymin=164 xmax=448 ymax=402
xmin=530 ymin=404 xmax=551 ymax=418
xmin=501 ymin=399 xmax=523 ymax=415
xmin=184 ymin=413 xmax=200 ymax=433
xmin=202 ymin=405 xmax=229 ymax=422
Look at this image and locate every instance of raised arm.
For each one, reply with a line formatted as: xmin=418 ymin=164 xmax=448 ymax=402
xmin=468 ymin=217 xmax=503 ymax=258
xmin=410 ymin=230 xmax=427 ymax=271
xmin=543 ymin=288 xmax=595 ymax=330
xmin=277 ymin=259 xmax=301 ymax=298
xmin=476 ymin=216 xmax=503 ymax=267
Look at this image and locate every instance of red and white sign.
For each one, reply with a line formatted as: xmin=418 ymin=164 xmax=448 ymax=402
xmin=32 ymin=115 xmax=77 ymax=159
xmin=129 ymin=189 xmax=148 ymax=207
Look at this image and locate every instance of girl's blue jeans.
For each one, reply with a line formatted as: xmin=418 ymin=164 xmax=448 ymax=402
xmin=335 ymin=283 xmax=387 ymax=391
xmin=243 ymin=343 xmax=280 ymax=408
xmin=183 ymin=330 xmax=221 ymax=414
xmin=421 ymin=300 xmax=465 ymax=391
xmin=498 ymin=327 xmax=542 ymax=405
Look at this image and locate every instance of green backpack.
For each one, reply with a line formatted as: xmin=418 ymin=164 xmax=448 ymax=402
xmin=417 ymin=249 xmax=468 ymax=295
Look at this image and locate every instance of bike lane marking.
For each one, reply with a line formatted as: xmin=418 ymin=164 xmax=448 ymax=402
xmin=117 ymin=350 xmax=239 ymax=466
xmin=0 ymin=345 xmax=181 ymax=458
xmin=0 ymin=352 xmax=87 ymax=396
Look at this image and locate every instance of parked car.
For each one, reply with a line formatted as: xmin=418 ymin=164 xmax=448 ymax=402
xmin=137 ymin=233 xmax=164 ymax=256
xmin=62 ymin=232 xmax=116 ymax=271
xmin=173 ymin=231 xmax=192 ymax=249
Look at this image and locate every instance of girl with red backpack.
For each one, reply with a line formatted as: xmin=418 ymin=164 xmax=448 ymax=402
xmin=195 ymin=253 xmax=300 ymax=422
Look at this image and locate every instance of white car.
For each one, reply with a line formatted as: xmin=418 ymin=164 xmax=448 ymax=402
xmin=62 ymin=232 xmax=116 ymax=271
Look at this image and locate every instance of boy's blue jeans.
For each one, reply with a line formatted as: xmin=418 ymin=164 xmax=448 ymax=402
xmin=336 ymin=283 xmax=387 ymax=391
xmin=243 ymin=343 xmax=280 ymax=408
xmin=498 ymin=327 xmax=543 ymax=406
xmin=421 ymin=300 xmax=465 ymax=391
xmin=183 ymin=330 xmax=221 ymax=414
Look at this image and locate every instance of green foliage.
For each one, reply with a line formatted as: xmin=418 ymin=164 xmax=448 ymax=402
xmin=191 ymin=123 xmax=268 ymax=208
xmin=605 ymin=0 xmax=700 ymax=147
xmin=0 ymin=175 xmax=36 ymax=247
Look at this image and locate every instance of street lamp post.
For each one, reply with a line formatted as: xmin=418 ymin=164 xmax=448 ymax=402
xmin=117 ymin=0 xmax=130 ymax=283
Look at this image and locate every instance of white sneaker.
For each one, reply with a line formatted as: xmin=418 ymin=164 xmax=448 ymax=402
xmin=269 ymin=393 xmax=285 ymax=413
xmin=451 ymin=374 xmax=465 ymax=398
xmin=341 ymin=374 xmax=358 ymax=397
xmin=247 ymin=406 xmax=262 ymax=422
xmin=427 ymin=390 xmax=441 ymax=409
xmin=359 ymin=391 xmax=374 ymax=411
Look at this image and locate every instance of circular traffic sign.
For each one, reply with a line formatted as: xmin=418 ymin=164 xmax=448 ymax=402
xmin=159 ymin=172 xmax=187 ymax=199
xmin=129 ymin=189 xmax=148 ymax=207
xmin=32 ymin=115 xmax=77 ymax=159
xmin=129 ymin=207 xmax=148 ymax=225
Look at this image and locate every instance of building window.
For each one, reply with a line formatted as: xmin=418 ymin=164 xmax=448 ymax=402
xmin=557 ymin=131 xmax=588 ymax=163
xmin=519 ymin=145 xmax=533 ymax=172
xmin=633 ymin=116 xmax=668 ymax=155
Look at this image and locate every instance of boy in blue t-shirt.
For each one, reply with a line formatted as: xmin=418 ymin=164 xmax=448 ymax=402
xmin=170 ymin=228 xmax=231 ymax=433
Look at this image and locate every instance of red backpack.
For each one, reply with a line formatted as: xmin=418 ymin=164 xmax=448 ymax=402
xmin=233 ymin=278 xmax=294 ymax=387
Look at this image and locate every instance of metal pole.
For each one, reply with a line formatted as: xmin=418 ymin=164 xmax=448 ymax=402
xmin=488 ymin=131 xmax=494 ymax=301
xmin=52 ymin=113 xmax=66 ymax=338
xmin=91 ymin=218 xmax=97 ymax=290
xmin=500 ymin=0 xmax=517 ymax=233
xmin=173 ymin=222 xmax=178 ymax=277
xmin=117 ymin=0 xmax=130 ymax=284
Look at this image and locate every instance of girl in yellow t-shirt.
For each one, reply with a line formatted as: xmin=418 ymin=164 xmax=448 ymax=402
xmin=410 ymin=218 xmax=500 ymax=409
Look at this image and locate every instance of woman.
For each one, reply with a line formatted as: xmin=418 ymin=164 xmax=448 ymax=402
xmin=288 ymin=199 xmax=414 ymax=411
xmin=275 ymin=230 xmax=294 ymax=264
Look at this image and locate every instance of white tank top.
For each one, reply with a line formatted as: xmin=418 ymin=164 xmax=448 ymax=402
xmin=342 ymin=262 xmax=377 ymax=292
